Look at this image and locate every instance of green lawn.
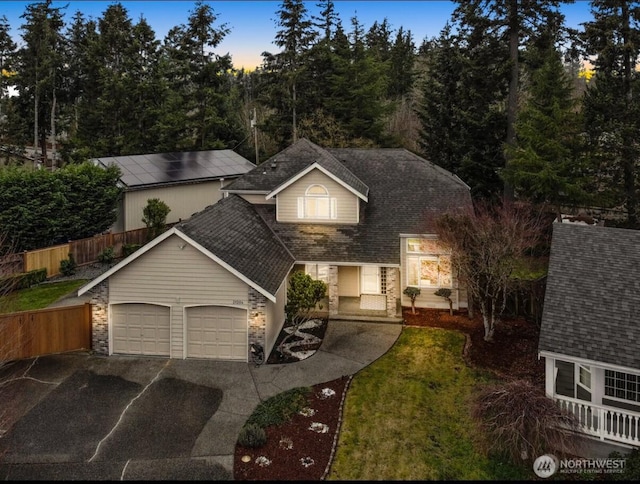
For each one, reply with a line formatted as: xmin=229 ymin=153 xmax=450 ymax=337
xmin=0 ymin=280 xmax=88 ymax=314
xmin=328 ymin=327 xmax=531 ymax=481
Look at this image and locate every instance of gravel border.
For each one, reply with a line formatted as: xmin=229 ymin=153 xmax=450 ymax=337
xmin=46 ymin=261 xmax=119 ymax=283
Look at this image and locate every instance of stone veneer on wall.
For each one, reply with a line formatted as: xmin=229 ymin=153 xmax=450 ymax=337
xmin=248 ymin=287 xmax=267 ymax=361
xmin=328 ymin=265 xmax=339 ymax=317
xmin=386 ymin=267 xmax=398 ymax=317
xmin=90 ymin=281 xmax=109 ymax=355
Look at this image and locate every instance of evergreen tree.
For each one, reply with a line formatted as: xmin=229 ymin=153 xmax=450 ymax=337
xmin=261 ymin=0 xmax=316 ymax=146
xmin=451 ymin=0 xmax=565 ymax=200
xmin=181 ymin=1 xmax=237 ymax=149
xmin=418 ymin=16 xmax=509 ymax=200
xmin=581 ymin=0 xmax=640 ymax=228
xmin=126 ymin=17 xmax=163 ymax=153
xmin=388 ymin=26 xmax=416 ymax=99
xmin=93 ymin=2 xmax=135 ymax=156
xmin=0 ymin=15 xmax=17 ymax=152
xmin=13 ymin=0 xmax=66 ymax=166
xmin=503 ymin=40 xmax=587 ymax=219
xmin=325 ymin=15 xmax=388 ymax=145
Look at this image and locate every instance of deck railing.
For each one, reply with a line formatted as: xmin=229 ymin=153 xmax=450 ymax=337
xmin=556 ymin=395 xmax=640 ymax=447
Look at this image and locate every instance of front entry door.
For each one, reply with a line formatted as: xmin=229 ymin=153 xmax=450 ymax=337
xmin=361 ymin=266 xmax=380 ymax=294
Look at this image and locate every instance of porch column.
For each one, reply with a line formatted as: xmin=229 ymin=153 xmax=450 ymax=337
xmin=544 ymin=356 xmax=554 ymax=397
xmin=592 ymin=367 xmax=605 ymax=406
xmin=328 ymin=265 xmax=339 ymax=317
xmin=385 ymin=267 xmax=397 ymax=318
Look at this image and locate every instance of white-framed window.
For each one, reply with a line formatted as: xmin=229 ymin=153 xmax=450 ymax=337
xmin=578 ymin=365 xmax=592 ymax=391
xmin=605 ymin=370 xmax=640 ymax=403
xmin=305 ymin=264 xmax=330 ymax=283
xmin=297 ymin=185 xmax=337 ymax=219
xmin=406 ymin=238 xmax=452 ymax=288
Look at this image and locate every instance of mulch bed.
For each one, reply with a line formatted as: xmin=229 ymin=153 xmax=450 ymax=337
xmin=266 ymin=318 xmax=328 ymax=365
xmin=234 ymin=376 xmax=349 ymax=481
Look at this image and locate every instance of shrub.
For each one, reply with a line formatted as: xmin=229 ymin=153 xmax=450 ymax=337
xmin=237 ymin=423 xmax=267 ymax=448
xmin=0 ymin=268 xmax=47 ymax=293
xmin=122 ymin=243 xmax=142 ymax=258
xmin=97 ymin=246 xmax=115 ymax=264
xmin=608 ymin=448 xmax=640 ymax=480
xmin=246 ymin=386 xmax=311 ymax=428
xmin=403 ymin=286 xmax=421 ymax=314
xmin=142 ymin=198 xmax=171 ymax=240
xmin=434 ymin=288 xmax=453 ymax=315
xmin=60 ymin=253 xmax=77 ymax=276
xmin=472 ymin=379 xmax=582 ymax=464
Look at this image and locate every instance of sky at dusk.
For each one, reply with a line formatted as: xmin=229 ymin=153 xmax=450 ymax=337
xmin=2 ymin=1 xmax=595 ymax=70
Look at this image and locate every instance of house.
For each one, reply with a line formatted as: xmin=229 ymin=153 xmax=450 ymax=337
xmin=78 ymin=138 xmax=472 ymax=362
xmin=92 ymin=150 xmax=255 ymax=232
xmin=538 ymin=222 xmax=640 ymax=449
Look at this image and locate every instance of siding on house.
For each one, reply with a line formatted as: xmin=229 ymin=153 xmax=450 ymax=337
xmin=123 ymin=181 xmax=228 ymax=230
xmin=109 ymin=234 xmax=249 ymax=358
xmin=265 ymin=280 xmax=287 ymax=357
xmin=276 ymin=169 xmax=359 ymax=223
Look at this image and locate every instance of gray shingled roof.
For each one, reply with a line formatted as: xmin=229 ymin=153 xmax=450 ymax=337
xmin=251 ymin=142 xmax=472 ymax=264
xmin=538 ymin=223 xmax=640 ymax=370
xmin=93 ymin=150 xmax=255 ymax=189
xmin=223 ymin=138 xmax=369 ymax=198
xmin=176 ymin=195 xmax=294 ymax=297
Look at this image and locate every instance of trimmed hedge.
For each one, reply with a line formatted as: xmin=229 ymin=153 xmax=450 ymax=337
xmin=0 ymin=268 xmax=48 ymax=294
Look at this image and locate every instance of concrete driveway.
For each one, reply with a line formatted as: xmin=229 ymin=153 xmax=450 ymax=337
xmin=0 ymin=321 xmax=401 ymax=480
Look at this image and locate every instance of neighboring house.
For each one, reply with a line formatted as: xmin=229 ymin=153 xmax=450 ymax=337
xmin=539 ymin=222 xmax=640 ymax=449
xmin=78 ymin=138 xmax=472 ymax=362
xmin=92 ymin=150 xmax=255 ymax=232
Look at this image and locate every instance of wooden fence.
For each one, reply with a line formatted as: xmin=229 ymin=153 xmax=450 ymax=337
xmin=0 ymin=227 xmax=149 ymax=278
xmin=69 ymin=227 xmax=148 ymax=266
xmin=0 ymin=303 xmax=92 ymax=362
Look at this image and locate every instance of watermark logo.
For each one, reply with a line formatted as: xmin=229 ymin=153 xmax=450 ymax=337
xmin=533 ymin=454 xmax=626 ymax=478
xmin=533 ymin=454 xmax=559 ymax=478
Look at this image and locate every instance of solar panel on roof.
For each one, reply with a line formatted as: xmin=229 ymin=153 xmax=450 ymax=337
xmin=93 ymin=150 xmax=253 ymax=187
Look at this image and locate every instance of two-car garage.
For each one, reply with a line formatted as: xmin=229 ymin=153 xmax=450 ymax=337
xmin=78 ymin=231 xmax=283 ymax=362
xmin=111 ymin=303 xmax=248 ymax=361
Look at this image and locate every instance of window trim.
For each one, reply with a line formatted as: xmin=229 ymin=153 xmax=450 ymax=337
xmin=604 ymin=369 xmax=640 ymax=404
xmin=297 ymin=184 xmax=337 ymax=220
xmin=577 ymin=364 xmax=592 ymax=392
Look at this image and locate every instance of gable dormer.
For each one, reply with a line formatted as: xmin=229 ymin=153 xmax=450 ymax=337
xmin=267 ymin=164 xmax=366 ymax=223
xmin=222 ymin=139 xmax=369 ymax=224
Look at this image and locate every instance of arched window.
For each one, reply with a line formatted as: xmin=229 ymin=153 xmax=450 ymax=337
xmin=298 ymin=184 xmax=336 ymax=219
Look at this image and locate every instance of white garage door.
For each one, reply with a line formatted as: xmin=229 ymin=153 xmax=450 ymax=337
xmin=112 ymin=304 xmax=171 ymax=356
xmin=186 ymin=306 xmax=247 ymax=361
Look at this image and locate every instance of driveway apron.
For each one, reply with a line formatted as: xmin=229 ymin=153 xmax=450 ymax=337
xmin=0 ymin=321 xmax=401 ymax=480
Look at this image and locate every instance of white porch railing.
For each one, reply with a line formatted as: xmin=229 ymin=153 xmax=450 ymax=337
xmin=556 ymin=396 xmax=640 ymax=447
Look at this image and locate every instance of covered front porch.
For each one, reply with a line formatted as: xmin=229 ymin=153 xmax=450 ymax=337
xmin=310 ymin=295 xmax=403 ymax=324
xmin=301 ymin=263 xmax=402 ymax=323
xmin=542 ymin=352 xmax=640 ymax=449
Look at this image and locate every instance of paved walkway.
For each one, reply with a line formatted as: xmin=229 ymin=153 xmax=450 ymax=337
xmin=0 ymin=320 xmax=401 ymax=480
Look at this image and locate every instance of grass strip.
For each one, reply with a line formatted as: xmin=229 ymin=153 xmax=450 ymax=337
xmin=0 ymin=279 xmax=88 ymax=313
xmin=328 ymin=327 xmax=529 ymax=481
